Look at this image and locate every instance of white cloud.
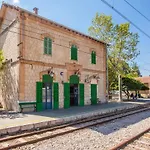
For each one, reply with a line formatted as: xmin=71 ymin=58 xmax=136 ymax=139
xmin=0 ymin=0 xmax=20 ymax=5
xmin=12 ymin=0 xmax=20 ymax=4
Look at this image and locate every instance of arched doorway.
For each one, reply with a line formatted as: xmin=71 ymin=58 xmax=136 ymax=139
xmin=64 ymin=75 xmax=84 ymax=109
xmin=70 ymin=75 xmax=79 ymax=106
xmin=36 ymin=74 xmax=59 ymax=112
xmin=42 ymin=74 xmax=53 ymax=109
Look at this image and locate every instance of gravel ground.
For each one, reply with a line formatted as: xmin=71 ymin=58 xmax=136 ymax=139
xmin=0 ymin=111 xmax=24 ymax=119
xmin=15 ymin=110 xmax=150 ymax=150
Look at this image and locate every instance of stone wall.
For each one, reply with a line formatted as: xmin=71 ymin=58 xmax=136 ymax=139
xmin=21 ymin=15 xmax=107 ymax=107
xmin=0 ymin=63 xmax=19 ymax=111
xmin=0 ymin=7 xmax=20 ymax=111
xmin=0 ymin=7 xmax=19 ymax=62
xmin=23 ymin=18 xmax=105 ymax=71
xmin=23 ymin=62 xmax=106 ymax=107
xmin=0 ymin=6 xmax=107 ymax=110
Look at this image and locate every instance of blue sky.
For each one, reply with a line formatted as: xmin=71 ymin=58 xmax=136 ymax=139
xmin=1 ymin=0 xmax=150 ymax=76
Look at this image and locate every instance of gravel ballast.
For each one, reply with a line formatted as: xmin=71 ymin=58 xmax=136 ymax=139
xmin=14 ymin=110 xmax=150 ymax=150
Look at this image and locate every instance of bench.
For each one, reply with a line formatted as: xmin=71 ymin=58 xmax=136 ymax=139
xmin=19 ymin=102 xmax=37 ymax=112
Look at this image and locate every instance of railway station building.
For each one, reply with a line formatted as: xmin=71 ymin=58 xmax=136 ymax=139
xmin=0 ymin=3 xmax=107 ymax=111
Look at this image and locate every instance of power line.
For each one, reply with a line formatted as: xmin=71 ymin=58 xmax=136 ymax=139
xmin=0 ymin=26 xmax=105 ymax=59
xmin=2 ymin=18 xmax=105 ymax=48
xmin=101 ymin=0 xmax=150 ymax=73
xmin=1 ymin=20 xmax=148 ymax=75
xmin=3 ymin=18 xmax=149 ymax=74
xmin=2 ymin=11 xmax=150 ymax=74
xmin=1 ymin=20 xmax=106 ymax=59
xmin=124 ymin=0 xmax=150 ymax=23
xmin=101 ymin=0 xmax=150 ymax=39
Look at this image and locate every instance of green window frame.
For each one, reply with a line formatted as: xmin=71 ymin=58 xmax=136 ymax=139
xmin=71 ymin=45 xmax=78 ymax=60
xmin=91 ymin=51 xmax=96 ymax=64
xmin=44 ymin=37 xmax=52 ymax=55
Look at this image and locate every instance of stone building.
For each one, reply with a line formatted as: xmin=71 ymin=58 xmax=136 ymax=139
xmin=0 ymin=3 xmax=107 ymax=111
xmin=136 ymin=76 xmax=150 ymax=98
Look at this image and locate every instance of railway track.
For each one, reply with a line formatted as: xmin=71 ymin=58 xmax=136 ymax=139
xmin=0 ymin=105 xmax=150 ymax=150
xmin=111 ymin=127 xmax=150 ymax=150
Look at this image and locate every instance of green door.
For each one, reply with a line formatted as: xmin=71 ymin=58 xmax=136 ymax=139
xmin=91 ymin=84 xmax=97 ymax=105
xmin=53 ymin=82 xmax=59 ymax=109
xmin=79 ymin=83 xmax=84 ymax=106
xmin=36 ymin=82 xmax=43 ymax=111
xmin=64 ymin=83 xmax=70 ymax=109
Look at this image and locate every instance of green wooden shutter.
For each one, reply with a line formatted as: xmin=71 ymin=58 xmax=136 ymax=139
xmin=71 ymin=45 xmax=77 ymax=60
xmin=79 ymin=83 xmax=84 ymax=106
xmin=48 ymin=38 xmax=52 ymax=55
xmin=94 ymin=52 xmax=96 ymax=64
xmin=64 ymin=83 xmax=70 ymax=108
xmin=74 ymin=46 xmax=77 ymax=60
xmin=42 ymin=74 xmax=53 ymax=83
xmin=91 ymin=84 xmax=97 ymax=105
xmin=91 ymin=51 xmax=94 ymax=64
xmin=70 ymin=75 xmax=79 ymax=84
xmin=71 ymin=46 xmax=74 ymax=60
xmin=36 ymin=82 xmax=43 ymax=111
xmin=53 ymin=82 xmax=59 ymax=109
xmin=91 ymin=51 xmax=96 ymax=64
xmin=44 ymin=37 xmax=47 ymax=54
xmin=36 ymin=82 xmax=43 ymax=103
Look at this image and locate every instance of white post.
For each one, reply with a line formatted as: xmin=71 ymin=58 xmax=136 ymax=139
xmin=118 ymin=74 xmax=122 ymax=101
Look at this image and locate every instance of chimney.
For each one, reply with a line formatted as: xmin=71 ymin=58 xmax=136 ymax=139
xmin=33 ymin=7 xmax=38 ymax=15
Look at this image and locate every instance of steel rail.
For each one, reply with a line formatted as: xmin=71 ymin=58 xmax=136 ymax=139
xmin=0 ymin=105 xmax=150 ymax=150
xmin=110 ymin=128 xmax=150 ymax=150
xmin=0 ymin=104 xmax=148 ymax=143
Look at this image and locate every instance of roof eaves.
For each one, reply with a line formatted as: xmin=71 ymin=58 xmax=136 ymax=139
xmin=2 ymin=3 xmax=108 ymax=45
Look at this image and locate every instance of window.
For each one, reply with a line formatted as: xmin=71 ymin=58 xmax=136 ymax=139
xmin=44 ymin=37 xmax=52 ymax=55
xmin=71 ymin=45 xmax=78 ymax=60
xmin=91 ymin=51 xmax=96 ymax=64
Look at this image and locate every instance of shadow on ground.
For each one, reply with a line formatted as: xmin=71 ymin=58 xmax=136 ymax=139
xmin=24 ymin=102 xmax=141 ymax=119
xmin=89 ymin=109 xmax=150 ymax=135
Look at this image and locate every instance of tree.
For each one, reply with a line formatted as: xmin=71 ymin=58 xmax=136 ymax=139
xmin=130 ymin=62 xmax=141 ymax=77
xmin=122 ymin=77 xmax=149 ymax=99
xmin=0 ymin=50 xmax=4 ymax=69
xmin=88 ymin=13 xmax=140 ymax=91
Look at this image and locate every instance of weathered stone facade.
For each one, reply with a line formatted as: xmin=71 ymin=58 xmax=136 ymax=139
xmin=0 ymin=3 xmax=107 ymax=111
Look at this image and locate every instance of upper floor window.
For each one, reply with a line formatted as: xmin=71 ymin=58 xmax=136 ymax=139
xmin=71 ymin=45 xmax=78 ymax=60
xmin=44 ymin=37 xmax=52 ymax=55
xmin=91 ymin=51 xmax=96 ymax=64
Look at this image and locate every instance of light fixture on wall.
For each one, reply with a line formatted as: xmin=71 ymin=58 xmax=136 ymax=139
xmin=93 ymin=74 xmax=100 ymax=81
xmin=85 ymin=74 xmax=100 ymax=83
xmin=48 ymin=67 xmax=54 ymax=77
xmin=17 ymin=42 xmax=23 ymax=47
xmin=96 ymin=76 xmax=100 ymax=81
xmin=85 ymin=75 xmax=91 ymax=83
xmin=75 ymin=69 xmax=81 ymax=77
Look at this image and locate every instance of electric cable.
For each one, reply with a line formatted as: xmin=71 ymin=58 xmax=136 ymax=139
xmin=101 ymin=0 xmax=150 ymax=39
xmin=124 ymin=0 xmax=150 ymax=23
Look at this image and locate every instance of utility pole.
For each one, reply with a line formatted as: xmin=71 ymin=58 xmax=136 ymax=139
xmin=105 ymin=43 xmax=109 ymax=101
xmin=118 ymin=74 xmax=122 ymax=101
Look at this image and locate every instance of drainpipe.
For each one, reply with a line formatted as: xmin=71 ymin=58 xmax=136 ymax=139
xmin=106 ymin=43 xmax=109 ymax=102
